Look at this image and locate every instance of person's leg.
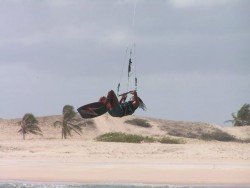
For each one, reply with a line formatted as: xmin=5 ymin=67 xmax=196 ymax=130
xmin=107 ymin=90 xmax=119 ymax=108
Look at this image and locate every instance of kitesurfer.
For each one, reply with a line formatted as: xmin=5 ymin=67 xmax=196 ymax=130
xmin=99 ymin=90 xmax=146 ymax=117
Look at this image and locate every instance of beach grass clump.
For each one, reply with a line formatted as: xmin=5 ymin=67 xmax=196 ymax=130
xmin=160 ymin=122 xmax=237 ymax=142
xmin=239 ymin=138 xmax=250 ymax=143
xmin=96 ymin=132 xmax=155 ymax=143
xmin=244 ymin=138 xmax=250 ymax=143
xmin=199 ymin=130 xmax=237 ymax=142
xmin=158 ymin=136 xmax=185 ymax=144
xmin=124 ymin=118 xmax=152 ymax=128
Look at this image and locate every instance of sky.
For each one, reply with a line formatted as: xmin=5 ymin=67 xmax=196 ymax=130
xmin=0 ymin=0 xmax=249 ymax=125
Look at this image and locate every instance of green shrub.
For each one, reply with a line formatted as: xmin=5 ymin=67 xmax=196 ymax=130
xmin=125 ymin=118 xmax=151 ymax=128
xmin=158 ymin=136 xmax=185 ymax=144
xmin=143 ymin=136 xmax=156 ymax=143
xmin=96 ymin=132 xmax=155 ymax=143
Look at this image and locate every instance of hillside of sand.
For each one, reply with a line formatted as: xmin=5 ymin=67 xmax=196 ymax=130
xmin=1 ymin=114 xmax=249 ymax=141
xmin=0 ymin=115 xmax=250 ymax=184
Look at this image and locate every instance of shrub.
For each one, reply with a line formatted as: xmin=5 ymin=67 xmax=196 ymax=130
xmin=125 ymin=118 xmax=151 ymax=128
xmin=96 ymin=132 xmax=155 ymax=143
xmin=158 ymin=137 xmax=185 ymax=144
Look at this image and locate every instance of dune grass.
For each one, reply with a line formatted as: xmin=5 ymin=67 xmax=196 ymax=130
xmin=239 ymin=138 xmax=250 ymax=143
xmin=244 ymin=139 xmax=250 ymax=143
xmin=199 ymin=130 xmax=237 ymax=142
xmin=96 ymin=132 xmax=185 ymax=144
xmin=160 ymin=122 xmax=237 ymax=142
xmin=124 ymin=118 xmax=152 ymax=128
xmin=158 ymin=136 xmax=186 ymax=144
xmin=96 ymin=132 xmax=155 ymax=143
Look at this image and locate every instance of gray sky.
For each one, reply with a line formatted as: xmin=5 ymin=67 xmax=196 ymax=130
xmin=0 ymin=0 xmax=249 ymax=125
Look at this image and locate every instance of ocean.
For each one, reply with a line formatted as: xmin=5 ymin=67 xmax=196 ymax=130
xmin=0 ymin=182 xmax=249 ymax=188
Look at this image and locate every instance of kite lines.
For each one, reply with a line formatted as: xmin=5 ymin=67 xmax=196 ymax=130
xmin=117 ymin=1 xmax=138 ymax=95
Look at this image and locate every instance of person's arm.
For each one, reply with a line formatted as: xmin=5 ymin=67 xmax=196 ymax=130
xmin=119 ymin=94 xmax=127 ymax=103
xmin=130 ymin=90 xmax=139 ymax=107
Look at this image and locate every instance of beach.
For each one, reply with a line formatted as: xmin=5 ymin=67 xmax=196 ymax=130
xmin=0 ymin=115 xmax=250 ymax=186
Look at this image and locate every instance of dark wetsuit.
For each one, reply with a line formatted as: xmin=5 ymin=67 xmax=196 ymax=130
xmin=108 ymin=101 xmax=138 ymax=117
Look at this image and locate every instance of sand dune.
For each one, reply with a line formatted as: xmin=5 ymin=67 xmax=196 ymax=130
xmin=0 ymin=115 xmax=249 ymax=185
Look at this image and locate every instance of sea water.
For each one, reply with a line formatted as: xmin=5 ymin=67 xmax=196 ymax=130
xmin=0 ymin=182 xmax=249 ymax=188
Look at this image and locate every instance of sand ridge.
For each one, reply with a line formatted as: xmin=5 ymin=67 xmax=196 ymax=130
xmin=0 ymin=115 xmax=250 ymax=184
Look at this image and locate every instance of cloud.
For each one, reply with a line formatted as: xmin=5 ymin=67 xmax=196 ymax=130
xmin=116 ymin=0 xmax=145 ymax=5
xmin=0 ymin=25 xmax=97 ymax=47
xmin=44 ymin=0 xmax=87 ymax=7
xmin=100 ymin=30 xmax=131 ymax=46
xmin=139 ymin=72 xmax=250 ymax=124
xmin=0 ymin=0 xmax=249 ymax=123
xmin=168 ymin=0 xmax=238 ymax=8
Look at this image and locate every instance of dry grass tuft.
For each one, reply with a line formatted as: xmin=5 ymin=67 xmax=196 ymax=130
xmin=159 ymin=121 xmax=237 ymax=142
xmin=124 ymin=118 xmax=152 ymax=128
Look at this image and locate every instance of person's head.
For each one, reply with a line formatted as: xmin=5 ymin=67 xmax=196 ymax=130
xmin=99 ymin=96 xmax=107 ymax=104
xmin=99 ymin=96 xmax=112 ymax=110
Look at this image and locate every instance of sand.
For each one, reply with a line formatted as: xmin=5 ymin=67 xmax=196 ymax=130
xmin=0 ymin=115 xmax=250 ymax=185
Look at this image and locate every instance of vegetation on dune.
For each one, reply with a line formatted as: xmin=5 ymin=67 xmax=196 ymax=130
xmin=226 ymin=104 xmax=250 ymax=127
xmin=53 ymin=105 xmax=83 ymax=139
xmin=242 ymin=138 xmax=250 ymax=143
xmin=199 ymin=130 xmax=237 ymax=142
xmin=96 ymin=132 xmax=155 ymax=143
xmin=158 ymin=136 xmax=186 ymax=144
xmin=96 ymin=132 xmax=185 ymax=144
xmin=11 ymin=109 xmax=248 ymax=143
xmin=160 ymin=122 xmax=237 ymax=142
xmin=18 ymin=113 xmax=42 ymax=140
xmin=124 ymin=118 xmax=152 ymax=128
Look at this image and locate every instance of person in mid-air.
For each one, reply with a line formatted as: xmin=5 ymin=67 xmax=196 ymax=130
xmin=99 ymin=90 xmax=146 ymax=117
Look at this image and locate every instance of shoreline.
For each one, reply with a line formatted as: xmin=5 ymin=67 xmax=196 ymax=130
xmin=0 ymin=181 xmax=250 ymax=188
xmin=1 ymin=159 xmax=250 ymax=185
xmin=1 ymin=181 xmax=250 ymax=187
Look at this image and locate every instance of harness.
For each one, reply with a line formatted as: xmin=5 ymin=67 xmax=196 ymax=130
xmin=108 ymin=101 xmax=137 ymax=117
xmin=121 ymin=101 xmax=138 ymax=116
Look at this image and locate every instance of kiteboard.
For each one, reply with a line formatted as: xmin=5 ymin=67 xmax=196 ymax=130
xmin=77 ymin=102 xmax=108 ymax=119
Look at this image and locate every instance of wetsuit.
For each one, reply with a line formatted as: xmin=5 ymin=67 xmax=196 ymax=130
xmin=108 ymin=101 xmax=138 ymax=117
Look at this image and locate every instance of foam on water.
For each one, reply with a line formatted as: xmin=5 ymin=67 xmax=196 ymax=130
xmin=0 ymin=181 xmax=249 ymax=188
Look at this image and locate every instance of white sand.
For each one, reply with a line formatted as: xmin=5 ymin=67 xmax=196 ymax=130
xmin=0 ymin=115 xmax=250 ymax=185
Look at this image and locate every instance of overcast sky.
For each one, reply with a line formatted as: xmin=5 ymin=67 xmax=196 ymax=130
xmin=0 ymin=0 xmax=249 ymax=125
